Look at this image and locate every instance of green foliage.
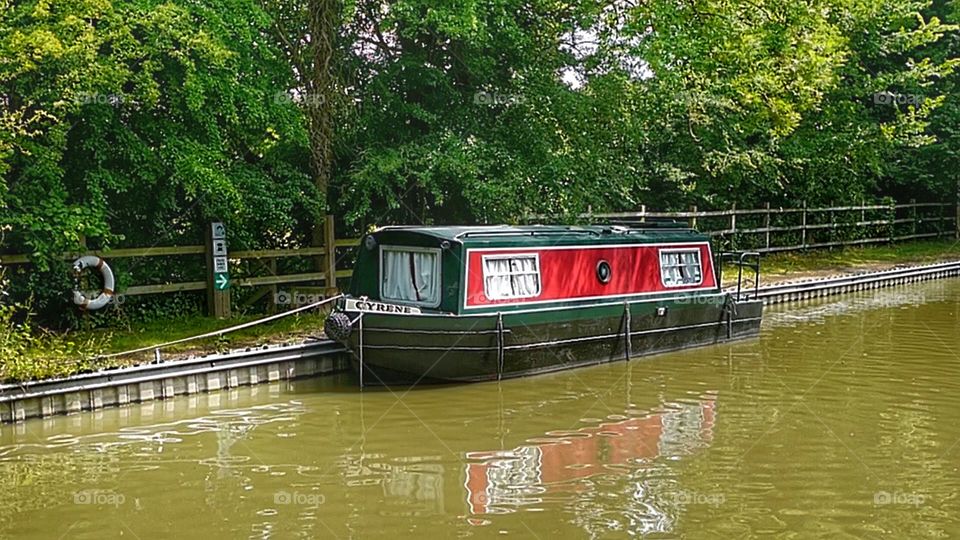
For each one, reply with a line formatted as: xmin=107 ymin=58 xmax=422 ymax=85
xmin=331 ymin=0 xmax=958 ymax=224
xmin=0 ymin=269 xmax=29 ymax=363
xmin=0 ymin=266 xmax=108 ymax=381
xmin=1 ymin=0 xmax=959 ymax=333
xmin=1 ymin=0 xmax=321 ymax=322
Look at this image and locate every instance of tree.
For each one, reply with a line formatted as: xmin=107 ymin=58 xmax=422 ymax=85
xmin=0 ymin=0 xmax=321 ymax=323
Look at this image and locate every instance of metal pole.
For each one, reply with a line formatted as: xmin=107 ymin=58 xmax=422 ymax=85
xmin=358 ymin=313 xmax=364 ymax=388
xmin=727 ymin=297 xmax=733 ymax=339
xmin=737 ymin=258 xmax=744 ymax=300
xmin=624 ymin=302 xmax=632 ymax=361
xmin=496 ymin=312 xmax=504 ymax=381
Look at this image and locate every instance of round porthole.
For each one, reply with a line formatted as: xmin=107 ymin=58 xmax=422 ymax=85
xmin=596 ymin=260 xmax=612 ymax=284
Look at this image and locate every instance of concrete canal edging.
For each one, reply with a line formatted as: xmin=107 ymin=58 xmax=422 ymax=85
xmin=751 ymin=260 xmax=960 ymax=304
xmin=0 ymin=340 xmax=347 ymax=423
xmin=2 ymin=259 xmax=960 ymax=424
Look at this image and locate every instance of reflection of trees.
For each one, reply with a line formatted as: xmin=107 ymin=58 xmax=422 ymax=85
xmin=0 ymin=451 xmax=124 ymax=530
xmin=565 ymin=463 xmax=678 ymax=539
xmin=340 ymin=453 xmax=447 ymax=517
xmin=0 ymin=401 xmax=306 ymax=533
xmin=382 ymin=463 xmax=445 ymax=514
xmin=203 ymin=420 xmax=258 ymax=510
xmin=730 ymin=280 xmax=960 ymax=538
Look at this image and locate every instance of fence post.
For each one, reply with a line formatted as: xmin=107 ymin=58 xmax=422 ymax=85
xmin=938 ymin=203 xmax=944 ymax=238
xmin=205 ymin=221 xmax=231 ymax=319
xmin=324 ymin=215 xmax=338 ymax=297
xmin=801 ymin=201 xmax=807 ymax=249
xmin=889 ymin=200 xmax=896 ymax=243
xmin=267 ymin=258 xmax=278 ymax=314
xmin=688 ymin=205 xmax=698 ymax=229
xmin=764 ymin=202 xmax=771 ymax=250
xmin=910 ymin=198 xmax=917 ymax=237
xmin=640 ymin=204 xmax=646 ymax=223
xmin=729 ymin=202 xmax=737 ymax=250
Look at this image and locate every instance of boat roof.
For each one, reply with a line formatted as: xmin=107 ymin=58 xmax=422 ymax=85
xmin=375 ymin=223 xmax=708 ymax=247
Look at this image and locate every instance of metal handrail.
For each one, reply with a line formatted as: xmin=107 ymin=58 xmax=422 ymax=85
xmin=456 ymin=229 xmax=602 ymax=239
xmin=719 ymin=251 xmax=761 ymax=300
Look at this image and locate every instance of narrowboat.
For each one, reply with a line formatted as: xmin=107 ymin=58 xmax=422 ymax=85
xmin=323 ymin=224 xmax=762 ymax=385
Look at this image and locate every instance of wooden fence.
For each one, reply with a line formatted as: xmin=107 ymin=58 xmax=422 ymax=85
xmin=0 ymin=215 xmax=360 ymax=318
xmin=581 ymin=200 xmax=959 ymax=253
xmin=2 ymin=202 xmax=957 ymax=318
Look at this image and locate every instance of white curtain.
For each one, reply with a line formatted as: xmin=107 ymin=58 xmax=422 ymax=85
xmin=681 ymin=252 xmax=701 ymax=281
xmin=484 ymin=258 xmax=514 ymax=299
xmin=664 ymin=265 xmax=682 ymax=285
xmin=661 ymin=251 xmax=700 ymax=285
xmin=382 ymin=250 xmax=439 ymax=304
xmin=513 ymin=258 xmax=539 ymax=297
xmin=484 ymin=257 xmax=539 ymax=299
xmin=661 ymin=253 xmax=679 ymax=285
xmin=412 ymin=251 xmax=439 ymax=303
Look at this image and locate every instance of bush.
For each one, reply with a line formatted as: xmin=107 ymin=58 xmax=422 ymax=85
xmin=0 ymin=268 xmax=109 ymax=382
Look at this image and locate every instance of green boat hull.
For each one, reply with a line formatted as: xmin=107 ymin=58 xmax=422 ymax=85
xmin=334 ymin=295 xmax=762 ymax=384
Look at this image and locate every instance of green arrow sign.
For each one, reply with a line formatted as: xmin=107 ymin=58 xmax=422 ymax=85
xmin=214 ymin=273 xmax=230 ymax=291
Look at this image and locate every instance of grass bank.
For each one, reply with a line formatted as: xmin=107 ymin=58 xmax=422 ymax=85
xmin=731 ymin=238 xmax=960 ymax=286
xmin=4 ymin=238 xmax=960 ymax=383
xmin=1 ymin=311 xmax=326 ymax=383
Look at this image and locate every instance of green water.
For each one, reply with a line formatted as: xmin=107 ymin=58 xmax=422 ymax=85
xmin=3 ymin=280 xmax=960 ymax=539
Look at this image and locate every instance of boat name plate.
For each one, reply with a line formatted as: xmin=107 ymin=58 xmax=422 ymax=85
xmin=345 ymin=298 xmax=422 ymax=315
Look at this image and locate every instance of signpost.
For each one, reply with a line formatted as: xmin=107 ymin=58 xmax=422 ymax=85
xmin=206 ymin=222 xmax=231 ymax=318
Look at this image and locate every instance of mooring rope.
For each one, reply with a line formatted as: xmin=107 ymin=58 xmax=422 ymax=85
xmin=96 ymin=294 xmax=343 ymax=360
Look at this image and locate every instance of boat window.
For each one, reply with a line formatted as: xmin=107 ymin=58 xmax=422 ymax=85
xmin=483 ymin=254 xmax=541 ymax=300
xmin=659 ymin=249 xmax=703 ymax=287
xmin=380 ymin=247 xmax=442 ymax=306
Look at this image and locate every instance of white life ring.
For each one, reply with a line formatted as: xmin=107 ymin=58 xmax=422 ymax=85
xmin=71 ymin=256 xmax=116 ymax=310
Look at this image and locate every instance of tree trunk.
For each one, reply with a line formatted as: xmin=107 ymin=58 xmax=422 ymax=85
xmin=306 ymin=0 xmax=340 ymax=267
xmin=306 ymin=0 xmax=339 ymax=206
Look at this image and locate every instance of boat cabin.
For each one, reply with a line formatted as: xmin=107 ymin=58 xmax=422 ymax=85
xmin=348 ymin=224 xmax=719 ymax=315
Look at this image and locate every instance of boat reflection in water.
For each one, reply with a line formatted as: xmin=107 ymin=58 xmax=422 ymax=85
xmin=463 ymin=397 xmax=716 ymax=534
xmin=334 ymin=390 xmax=719 ymax=535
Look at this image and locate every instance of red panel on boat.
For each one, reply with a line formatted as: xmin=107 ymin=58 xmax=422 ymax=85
xmin=464 ymin=243 xmax=716 ymax=307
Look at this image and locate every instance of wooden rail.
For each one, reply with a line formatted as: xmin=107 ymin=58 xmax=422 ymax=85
xmin=0 ymin=246 xmax=360 ymax=297
xmin=0 ymin=215 xmax=361 ymax=317
xmin=576 ymin=201 xmax=958 ymax=254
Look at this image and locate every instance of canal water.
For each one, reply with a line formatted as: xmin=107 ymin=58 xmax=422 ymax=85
xmin=3 ymin=280 xmax=960 ymax=539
